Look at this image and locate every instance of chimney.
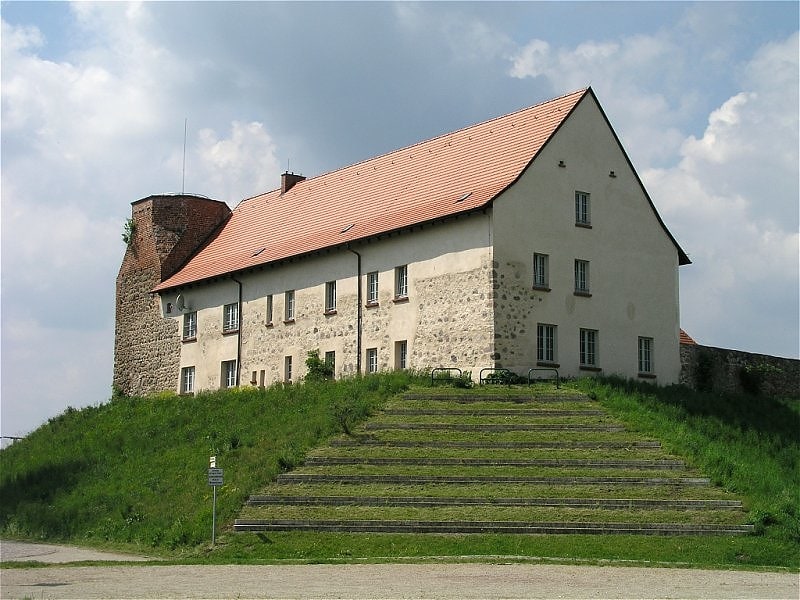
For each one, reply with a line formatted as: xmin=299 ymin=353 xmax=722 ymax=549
xmin=281 ymin=172 xmax=305 ymax=194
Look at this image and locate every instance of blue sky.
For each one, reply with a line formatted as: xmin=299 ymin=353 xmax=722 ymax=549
xmin=1 ymin=1 xmax=798 ymax=438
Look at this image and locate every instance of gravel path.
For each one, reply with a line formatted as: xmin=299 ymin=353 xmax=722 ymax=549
xmin=2 ymin=557 xmax=798 ymax=599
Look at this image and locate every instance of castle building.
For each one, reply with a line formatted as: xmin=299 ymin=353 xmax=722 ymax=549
xmin=114 ymin=88 xmax=689 ymax=396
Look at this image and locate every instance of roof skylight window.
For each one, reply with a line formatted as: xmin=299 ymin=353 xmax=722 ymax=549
xmin=456 ymin=192 xmax=472 ymax=203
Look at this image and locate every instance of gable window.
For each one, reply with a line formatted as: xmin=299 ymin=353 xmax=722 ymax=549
xmin=533 ymin=253 xmax=549 ymax=290
xmin=574 ymin=260 xmax=590 ymax=295
xmin=395 ymin=265 xmax=408 ymax=300
xmin=284 ymin=355 xmax=293 ymax=382
xmin=575 ymin=191 xmax=591 ymax=226
xmin=366 ymin=348 xmax=378 ymax=373
xmin=222 ymin=359 xmax=237 ymax=388
xmin=284 ymin=290 xmax=295 ymax=322
xmin=181 ymin=366 xmax=195 ymax=394
xmin=579 ymin=329 xmax=598 ymax=368
xmin=223 ymin=303 xmax=239 ymax=333
xmin=395 ymin=340 xmax=408 ymax=370
xmin=536 ymin=324 xmax=557 ymax=364
xmin=325 ymin=281 xmax=337 ymax=313
xmin=266 ymin=295 xmax=273 ymax=325
xmin=638 ymin=337 xmax=654 ymax=375
xmin=367 ymin=271 xmax=379 ymax=305
xmin=182 ymin=311 xmax=197 ymax=340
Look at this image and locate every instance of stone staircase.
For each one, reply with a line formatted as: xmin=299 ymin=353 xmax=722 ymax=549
xmin=235 ymin=389 xmax=753 ymax=535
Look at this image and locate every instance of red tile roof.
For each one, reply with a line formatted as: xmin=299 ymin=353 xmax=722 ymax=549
xmin=154 ymin=88 xmax=686 ymax=292
xmin=680 ymin=329 xmax=698 ymax=345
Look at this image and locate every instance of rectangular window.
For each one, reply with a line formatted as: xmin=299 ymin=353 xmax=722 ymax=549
xmin=284 ymin=355 xmax=293 ymax=382
xmin=395 ymin=265 xmax=408 ymax=299
xmin=574 ymin=260 xmax=590 ymax=294
xmin=223 ymin=303 xmax=239 ymax=333
xmin=367 ymin=348 xmax=378 ymax=373
xmin=325 ymin=351 xmax=336 ymax=375
xmin=579 ymin=329 xmax=598 ymax=367
xmin=638 ymin=337 xmax=654 ymax=374
xmin=266 ymin=295 xmax=273 ymax=325
xmin=395 ymin=340 xmax=408 ymax=370
xmin=367 ymin=271 xmax=379 ymax=304
xmin=222 ymin=359 xmax=237 ymax=388
xmin=285 ymin=290 xmax=295 ymax=321
xmin=575 ymin=191 xmax=591 ymax=225
xmin=325 ymin=281 xmax=337 ymax=313
xmin=533 ymin=253 xmax=549 ymax=289
xmin=181 ymin=366 xmax=195 ymax=394
xmin=537 ymin=324 xmax=557 ymax=363
xmin=182 ymin=311 xmax=197 ymax=340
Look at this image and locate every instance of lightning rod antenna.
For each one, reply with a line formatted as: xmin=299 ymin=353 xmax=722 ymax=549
xmin=182 ymin=118 xmax=188 ymax=194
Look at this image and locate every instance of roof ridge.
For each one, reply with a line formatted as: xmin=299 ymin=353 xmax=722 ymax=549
xmin=239 ymin=88 xmax=590 ymax=207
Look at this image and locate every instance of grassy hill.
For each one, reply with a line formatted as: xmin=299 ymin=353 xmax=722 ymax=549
xmin=1 ymin=372 xmax=797 ymax=569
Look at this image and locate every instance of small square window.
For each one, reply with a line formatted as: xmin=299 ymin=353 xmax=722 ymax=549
xmin=181 ymin=366 xmax=195 ymax=394
xmin=638 ymin=337 xmax=654 ymax=374
xmin=579 ymin=329 xmax=598 ymax=367
xmin=574 ymin=260 xmax=590 ymax=294
xmin=366 ymin=348 xmax=378 ymax=373
xmin=395 ymin=265 xmax=408 ymax=299
xmin=367 ymin=271 xmax=379 ymax=304
xmin=182 ymin=311 xmax=197 ymax=340
xmin=537 ymin=324 xmax=557 ymax=363
xmin=285 ymin=290 xmax=295 ymax=321
xmin=395 ymin=340 xmax=408 ymax=370
xmin=221 ymin=360 xmax=237 ymax=388
xmin=533 ymin=253 xmax=549 ymax=289
xmin=575 ymin=191 xmax=591 ymax=226
xmin=325 ymin=281 xmax=337 ymax=313
xmin=223 ymin=303 xmax=239 ymax=332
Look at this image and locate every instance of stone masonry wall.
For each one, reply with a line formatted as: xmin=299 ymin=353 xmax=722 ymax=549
xmin=114 ymin=195 xmax=230 ymax=397
xmin=235 ymin=255 xmax=496 ymax=384
xmin=680 ymin=343 xmax=799 ymax=397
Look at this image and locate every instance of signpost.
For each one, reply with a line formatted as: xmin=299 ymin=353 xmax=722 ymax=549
xmin=208 ymin=456 xmax=224 ymax=546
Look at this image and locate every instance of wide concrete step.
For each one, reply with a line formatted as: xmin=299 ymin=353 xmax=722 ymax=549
xmin=383 ymin=409 xmax=605 ymax=416
xmin=330 ymin=439 xmax=662 ymax=449
xmin=402 ymin=394 xmax=591 ymax=403
xmin=276 ymin=474 xmax=710 ymax=485
xmin=302 ymin=457 xmax=685 ymax=469
xmin=246 ymin=495 xmax=743 ymax=509
xmin=365 ymin=423 xmax=625 ymax=432
xmin=234 ymin=519 xmax=753 ymax=535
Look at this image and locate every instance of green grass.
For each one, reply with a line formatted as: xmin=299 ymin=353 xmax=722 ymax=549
xmin=0 ymin=371 xmax=423 ymax=552
xmin=1 ymin=373 xmax=797 ymax=569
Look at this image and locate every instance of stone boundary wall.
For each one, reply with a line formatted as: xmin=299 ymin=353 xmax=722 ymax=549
xmin=680 ymin=343 xmax=799 ymax=397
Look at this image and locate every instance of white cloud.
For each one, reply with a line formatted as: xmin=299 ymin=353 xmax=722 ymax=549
xmin=642 ymin=32 xmax=799 ymax=356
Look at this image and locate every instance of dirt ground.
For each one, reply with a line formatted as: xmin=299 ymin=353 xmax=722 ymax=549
xmin=1 ymin=540 xmax=798 ymax=599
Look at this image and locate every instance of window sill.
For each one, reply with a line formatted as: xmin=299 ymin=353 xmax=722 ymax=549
xmin=283 ymin=319 xmax=295 ymax=325
xmin=536 ymin=361 xmax=560 ymax=368
xmin=575 ymin=222 xmax=592 ymax=229
xmin=574 ymin=290 xmax=592 ymax=298
xmin=179 ymin=391 xmax=195 ymax=397
xmin=365 ymin=301 xmax=379 ymax=308
xmin=393 ymin=296 xmax=409 ymax=304
xmin=579 ymin=365 xmax=602 ymax=372
xmin=265 ymin=322 xmax=274 ymax=328
xmin=638 ymin=372 xmax=657 ymax=379
xmin=324 ymin=309 xmax=337 ymax=316
xmin=182 ymin=336 xmax=197 ymax=343
xmin=222 ymin=328 xmax=239 ymax=336
xmin=532 ymin=285 xmax=551 ymax=292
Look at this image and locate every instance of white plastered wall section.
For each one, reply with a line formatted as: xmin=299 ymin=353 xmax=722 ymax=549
xmin=167 ymin=213 xmax=494 ymax=392
xmin=491 ymin=95 xmax=682 ymax=383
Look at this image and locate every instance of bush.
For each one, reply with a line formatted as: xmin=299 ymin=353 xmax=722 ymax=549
xmin=305 ymin=349 xmax=334 ymax=382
